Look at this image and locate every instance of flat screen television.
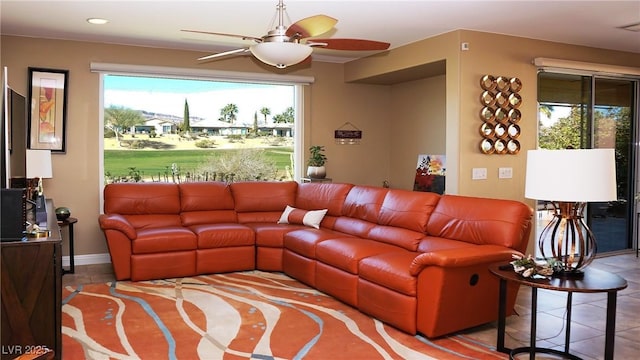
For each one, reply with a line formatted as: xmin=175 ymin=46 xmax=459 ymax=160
xmin=1 ymin=67 xmax=29 ymax=241
xmin=1 ymin=66 xmax=8 ymax=188
xmin=1 ymin=67 xmax=27 ymax=189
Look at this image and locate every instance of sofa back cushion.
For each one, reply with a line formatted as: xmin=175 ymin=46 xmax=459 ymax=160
xmin=341 ymin=185 xmax=388 ymax=222
xmin=179 ymin=182 xmax=237 ymax=226
xmin=426 ymin=194 xmax=533 ymax=251
xmin=103 ymin=182 xmax=182 ymax=229
xmin=230 ymin=181 xmax=298 ymax=223
xmin=379 ymin=189 xmax=440 ymax=232
xmin=295 ymin=182 xmax=353 ymax=228
xmin=334 ymin=185 xmax=388 ymax=237
xmin=367 ymin=189 xmax=441 ymax=250
xmin=296 ymin=183 xmax=352 ymax=215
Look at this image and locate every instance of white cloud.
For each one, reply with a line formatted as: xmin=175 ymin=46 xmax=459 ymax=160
xmin=105 ymin=86 xmax=294 ymax=124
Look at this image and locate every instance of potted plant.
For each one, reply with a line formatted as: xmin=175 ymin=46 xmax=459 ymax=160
xmin=307 ymin=145 xmax=327 ymax=179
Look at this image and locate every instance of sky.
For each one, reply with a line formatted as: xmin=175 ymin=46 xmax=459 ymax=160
xmin=104 ymin=75 xmax=295 ymax=124
xmin=539 ymin=104 xmax=571 ymax=127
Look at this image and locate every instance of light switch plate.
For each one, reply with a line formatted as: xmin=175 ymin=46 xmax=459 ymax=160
xmin=499 ymin=167 xmax=513 ymax=179
xmin=472 ymin=168 xmax=487 ymax=180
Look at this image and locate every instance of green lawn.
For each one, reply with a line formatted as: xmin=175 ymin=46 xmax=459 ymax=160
xmin=104 ymin=148 xmax=294 ymax=181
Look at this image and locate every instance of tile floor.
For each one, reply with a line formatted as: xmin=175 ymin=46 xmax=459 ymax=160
xmin=63 ymin=253 xmax=640 ymax=359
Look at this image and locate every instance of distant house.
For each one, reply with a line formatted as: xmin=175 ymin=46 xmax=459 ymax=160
xmin=132 ymin=116 xmax=293 ymax=137
xmin=190 ymin=118 xmax=251 ymax=135
xmin=134 ymin=117 xmax=177 ymax=134
xmin=259 ymin=122 xmax=294 ymax=137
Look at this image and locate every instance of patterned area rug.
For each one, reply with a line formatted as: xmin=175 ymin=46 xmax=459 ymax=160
xmin=62 ymin=271 xmax=505 ymax=359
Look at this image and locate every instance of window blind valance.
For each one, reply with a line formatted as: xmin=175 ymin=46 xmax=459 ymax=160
xmin=90 ymin=62 xmax=315 ymax=85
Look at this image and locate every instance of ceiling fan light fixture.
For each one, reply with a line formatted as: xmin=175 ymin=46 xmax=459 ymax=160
xmin=86 ymin=18 xmax=109 ymax=25
xmin=250 ymin=42 xmax=312 ymax=68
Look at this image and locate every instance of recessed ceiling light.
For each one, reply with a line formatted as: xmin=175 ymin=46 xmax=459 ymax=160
xmin=87 ymin=18 xmax=109 ymax=25
xmin=619 ymin=22 xmax=640 ymax=32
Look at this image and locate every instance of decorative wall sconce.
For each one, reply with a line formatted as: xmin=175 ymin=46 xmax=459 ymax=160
xmin=479 ymin=75 xmax=522 ymax=155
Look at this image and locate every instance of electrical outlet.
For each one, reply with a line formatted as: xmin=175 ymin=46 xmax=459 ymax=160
xmin=499 ymin=167 xmax=513 ymax=179
xmin=472 ymin=168 xmax=487 ymax=180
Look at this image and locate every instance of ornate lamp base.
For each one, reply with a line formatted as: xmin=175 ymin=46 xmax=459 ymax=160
xmin=539 ymin=201 xmax=597 ymax=275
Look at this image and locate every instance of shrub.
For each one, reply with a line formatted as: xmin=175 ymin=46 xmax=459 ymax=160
xmin=195 ymin=139 xmax=216 ymax=148
xmin=197 ymin=148 xmax=277 ymax=181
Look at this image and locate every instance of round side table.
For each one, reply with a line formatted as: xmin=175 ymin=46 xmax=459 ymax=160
xmin=490 ymin=263 xmax=627 ymax=360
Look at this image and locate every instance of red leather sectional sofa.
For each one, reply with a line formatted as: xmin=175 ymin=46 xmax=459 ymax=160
xmin=99 ymin=181 xmax=533 ymax=338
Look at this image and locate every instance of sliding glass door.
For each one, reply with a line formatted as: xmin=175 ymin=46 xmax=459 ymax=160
xmin=538 ymin=72 xmax=638 ymax=254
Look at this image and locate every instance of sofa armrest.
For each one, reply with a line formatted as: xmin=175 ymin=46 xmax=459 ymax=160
xmin=98 ymin=214 xmax=137 ymax=240
xmin=409 ymin=245 xmax=519 ymax=276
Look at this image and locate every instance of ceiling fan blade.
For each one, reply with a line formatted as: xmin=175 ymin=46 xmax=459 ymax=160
xmin=198 ymin=48 xmax=249 ymax=61
xmin=308 ymin=38 xmax=390 ymax=51
xmin=286 ymin=15 xmax=337 ymax=39
xmin=182 ymin=29 xmax=262 ymax=43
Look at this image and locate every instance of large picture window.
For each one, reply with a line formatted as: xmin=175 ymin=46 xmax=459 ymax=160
xmin=92 ymin=63 xmax=312 ymax=186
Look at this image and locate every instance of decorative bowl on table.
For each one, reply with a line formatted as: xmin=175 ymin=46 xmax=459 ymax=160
xmin=55 ymin=207 xmax=71 ymax=221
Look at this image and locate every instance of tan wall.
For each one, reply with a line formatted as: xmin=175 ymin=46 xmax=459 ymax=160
xmin=1 ymin=36 xmax=391 ymax=258
xmin=307 ymin=62 xmax=391 ymax=186
xmin=347 ymin=30 xmax=640 ymax=203
xmin=388 ymin=75 xmax=446 ymax=190
xmin=456 ymin=30 xmax=640 ymax=201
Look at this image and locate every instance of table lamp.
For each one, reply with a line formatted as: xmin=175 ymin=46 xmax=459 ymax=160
xmin=525 ymin=148 xmax=617 ymax=277
xmin=26 ymin=149 xmax=53 ymax=226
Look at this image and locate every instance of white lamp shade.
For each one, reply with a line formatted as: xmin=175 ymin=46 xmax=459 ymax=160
xmin=525 ymin=149 xmax=617 ymax=202
xmin=26 ymin=149 xmax=53 ymax=179
xmin=250 ymin=42 xmax=313 ymax=68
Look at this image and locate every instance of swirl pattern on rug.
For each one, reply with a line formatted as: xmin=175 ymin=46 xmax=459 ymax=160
xmin=62 ymin=271 xmax=504 ymax=359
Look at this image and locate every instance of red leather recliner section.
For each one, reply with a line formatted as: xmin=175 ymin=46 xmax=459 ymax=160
xmin=99 ymin=180 xmax=532 ymax=339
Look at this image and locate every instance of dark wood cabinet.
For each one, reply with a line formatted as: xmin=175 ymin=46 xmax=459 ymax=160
xmin=1 ymin=201 xmax=62 ymax=360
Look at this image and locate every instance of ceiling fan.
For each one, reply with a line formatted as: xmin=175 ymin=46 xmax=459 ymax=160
xmin=182 ymin=0 xmax=390 ymax=69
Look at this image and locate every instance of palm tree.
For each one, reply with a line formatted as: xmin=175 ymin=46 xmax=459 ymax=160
xmin=260 ymin=107 xmax=271 ymax=124
xmin=219 ymin=103 xmax=239 ymax=124
xmin=539 ymin=104 xmax=553 ymax=119
xmin=273 ymin=107 xmax=294 ymax=123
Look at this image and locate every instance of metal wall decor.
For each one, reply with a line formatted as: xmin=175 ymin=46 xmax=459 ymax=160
xmin=478 ymin=74 xmax=522 ymax=155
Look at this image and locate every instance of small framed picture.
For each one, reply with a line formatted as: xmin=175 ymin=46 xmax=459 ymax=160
xmin=28 ymin=67 xmax=68 ymax=153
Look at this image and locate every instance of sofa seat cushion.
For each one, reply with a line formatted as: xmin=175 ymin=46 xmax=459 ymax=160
xmin=190 ymin=223 xmax=255 ymax=248
xmin=316 ymin=238 xmax=404 ymax=274
xmin=284 ymin=228 xmax=352 ymax=258
xmin=248 ymin=223 xmax=306 ymax=247
xmin=132 ymin=227 xmax=197 ymax=254
xmin=358 ymin=251 xmax=418 ymax=296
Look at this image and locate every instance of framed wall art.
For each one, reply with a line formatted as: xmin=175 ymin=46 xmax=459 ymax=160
xmin=28 ymin=67 xmax=68 ymax=153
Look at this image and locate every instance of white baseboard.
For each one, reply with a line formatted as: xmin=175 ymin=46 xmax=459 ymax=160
xmin=62 ymin=253 xmax=111 ymax=267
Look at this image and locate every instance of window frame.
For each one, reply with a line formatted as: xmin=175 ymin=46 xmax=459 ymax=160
xmin=92 ymin=63 xmax=313 ymax=210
